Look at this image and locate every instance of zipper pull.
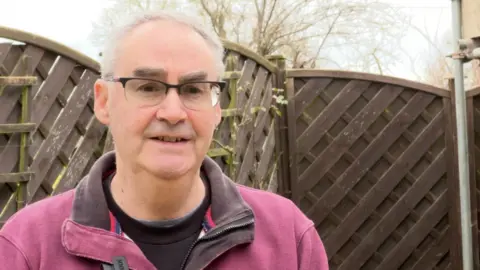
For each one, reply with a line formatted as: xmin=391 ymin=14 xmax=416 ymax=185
xmin=112 ymin=256 xmax=129 ymax=270
xmin=101 ymin=256 xmax=130 ymax=270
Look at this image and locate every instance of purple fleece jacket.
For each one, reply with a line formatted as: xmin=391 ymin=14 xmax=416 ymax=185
xmin=0 ymin=153 xmax=329 ymax=269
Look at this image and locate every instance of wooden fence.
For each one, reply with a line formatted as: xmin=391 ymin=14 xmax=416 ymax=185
xmin=1 ymin=26 xmax=480 ymax=270
xmin=285 ymin=70 xmax=479 ymax=269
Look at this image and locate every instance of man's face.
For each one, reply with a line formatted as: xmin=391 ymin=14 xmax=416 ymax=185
xmin=94 ymin=20 xmax=222 ymax=179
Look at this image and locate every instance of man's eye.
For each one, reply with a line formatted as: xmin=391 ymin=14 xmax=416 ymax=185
xmin=138 ymin=84 xmax=162 ymax=92
xmin=184 ymin=85 xmax=202 ymax=94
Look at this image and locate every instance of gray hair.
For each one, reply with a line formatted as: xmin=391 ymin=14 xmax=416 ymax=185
xmin=100 ymin=10 xmax=225 ymax=78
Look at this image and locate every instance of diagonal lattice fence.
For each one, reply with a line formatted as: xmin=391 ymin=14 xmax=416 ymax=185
xmin=210 ymin=42 xmax=285 ymax=191
xmin=285 ymin=70 xmax=476 ymax=269
xmin=0 ymin=40 xmax=107 ymax=223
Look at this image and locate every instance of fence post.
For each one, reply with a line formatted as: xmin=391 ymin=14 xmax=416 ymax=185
xmin=223 ymin=54 xmax=240 ymax=179
xmin=17 ymin=56 xmax=33 ymax=210
xmin=446 ymin=77 xmax=480 ymax=269
xmin=0 ymin=56 xmax=36 ymax=213
xmin=267 ymin=55 xmax=291 ymax=198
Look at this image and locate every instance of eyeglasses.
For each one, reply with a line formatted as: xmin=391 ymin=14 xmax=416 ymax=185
xmin=104 ymin=77 xmax=226 ymax=111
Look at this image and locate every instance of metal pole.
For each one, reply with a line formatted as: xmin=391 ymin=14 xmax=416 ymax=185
xmin=451 ymin=0 xmax=474 ymax=269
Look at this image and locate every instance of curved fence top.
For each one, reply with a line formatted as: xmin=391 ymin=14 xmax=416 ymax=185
xmin=287 ymin=69 xmax=451 ymax=98
xmin=222 ymin=39 xmax=277 ymax=72
xmin=467 ymin=85 xmax=480 ymax=97
xmin=0 ymin=26 xmax=101 ymax=72
xmin=0 ymin=26 xmax=278 ymax=77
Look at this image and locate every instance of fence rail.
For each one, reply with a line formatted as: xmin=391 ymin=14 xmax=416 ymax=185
xmin=1 ymin=26 xmax=479 ymax=270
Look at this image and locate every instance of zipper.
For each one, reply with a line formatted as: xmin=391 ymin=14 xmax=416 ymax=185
xmin=180 ymin=217 xmax=254 ymax=270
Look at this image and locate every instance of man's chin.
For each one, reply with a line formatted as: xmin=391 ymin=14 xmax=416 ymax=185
xmin=141 ymin=156 xmax=196 ymax=180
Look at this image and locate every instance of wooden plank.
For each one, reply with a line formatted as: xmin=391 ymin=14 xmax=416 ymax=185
xmin=40 ymin=157 xmax=64 ymax=194
xmin=222 ymin=71 xmax=242 ymax=80
xmin=0 ymin=172 xmax=33 ymax=183
xmin=285 ymin=77 xmax=299 ymax=203
xmin=0 ymin=45 xmax=23 ymax=75
xmin=207 ymin=148 xmax=230 ymax=157
xmin=236 ymin=138 xmax=255 ymax=185
xmin=246 ymin=67 xmax=268 ymax=113
xmin=223 ymin=41 xmax=277 ymax=72
xmin=35 ymin=51 xmax=59 ymax=80
xmin=269 ymin=56 xmax=290 ymax=197
xmin=235 ymin=67 xmax=268 ymax=155
xmin=294 ymin=78 xmax=333 ymax=119
xmin=253 ymin=79 xmax=273 ymax=142
xmin=332 ymin=150 xmax=446 ymax=267
xmin=297 ymin=85 xmax=404 ymax=197
xmin=25 ymin=70 xmax=96 ymax=203
xmin=0 ymin=123 xmax=35 ymax=134
xmin=70 ymin=66 xmax=83 ymax=85
xmin=0 ymin=45 xmax=44 ymax=124
xmin=0 ymin=43 xmax=12 ymax=68
xmin=0 ymin=191 xmax=16 ymax=228
xmin=0 ymin=134 xmax=20 ymax=175
xmin=444 ymin=84 xmax=463 ymax=270
xmin=17 ymin=78 xmax=32 ymax=210
xmin=465 ymin=95 xmax=480 ymax=268
xmin=295 ymin=80 xmax=371 ymax=161
xmin=49 ymin=118 xmax=105 ymax=194
xmin=324 ymin=111 xmax=445 ymax=263
xmin=31 ymin=56 xmax=76 ymax=130
xmin=236 ymin=59 xmax=257 ymax=108
xmin=373 ymin=191 xmax=448 ymax=270
xmin=286 ymin=69 xmax=450 ymax=97
xmin=306 ymin=92 xmax=436 ymax=225
xmin=254 ymin=121 xmax=276 ymax=183
xmin=0 ymin=76 xmax=37 ymax=86
xmin=411 ymin=228 xmax=449 ymax=270
xmin=221 ymin=108 xmax=241 ymax=117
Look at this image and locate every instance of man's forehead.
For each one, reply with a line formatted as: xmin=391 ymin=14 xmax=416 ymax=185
xmin=112 ymin=21 xmax=218 ymax=80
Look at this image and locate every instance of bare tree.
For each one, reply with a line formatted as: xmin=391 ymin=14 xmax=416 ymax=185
xmin=188 ymin=0 xmax=410 ymax=70
xmin=89 ymin=0 xmax=410 ymax=72
xmin=395 ymin=6 xmax=454 ymax=88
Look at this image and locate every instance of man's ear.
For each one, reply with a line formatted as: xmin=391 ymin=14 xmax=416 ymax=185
xmin=214 ymin=103 xmax=222 ymax=127
xmin=93 ymin=79 xmax=110 ymax=125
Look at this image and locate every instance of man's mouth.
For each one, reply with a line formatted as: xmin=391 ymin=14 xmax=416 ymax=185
xmin=151 ymin=136 xmax=189 ymax=142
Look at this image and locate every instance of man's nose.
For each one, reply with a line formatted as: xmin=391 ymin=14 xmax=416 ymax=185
xmin=155 ymin=89 xmax=188 ymax=124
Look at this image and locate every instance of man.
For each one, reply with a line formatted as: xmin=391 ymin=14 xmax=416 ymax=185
xmin=0 ymin=10 xmax=329 ymax=270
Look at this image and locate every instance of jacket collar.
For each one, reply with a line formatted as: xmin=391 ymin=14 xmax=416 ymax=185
xmin=62 ymin=151 xmax=255 ymax=267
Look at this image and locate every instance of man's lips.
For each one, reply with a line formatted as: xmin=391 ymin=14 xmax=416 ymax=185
xmin=150 ymin=136 xmax=190 ymax=142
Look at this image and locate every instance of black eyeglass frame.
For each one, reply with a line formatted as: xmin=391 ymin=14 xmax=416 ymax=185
xmin=103 ymin=76 xmax=227 ymax=108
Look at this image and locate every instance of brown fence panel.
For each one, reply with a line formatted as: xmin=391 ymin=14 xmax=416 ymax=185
xmin=0 ymin=28 xmax=108 ymax=225
xmin=467 ymin=86 xmax=480 ymax=270
xmin=285 ymin=69 xmax=462 ymax=269
xmin=210 ymin=41 xmax=284 ymax=191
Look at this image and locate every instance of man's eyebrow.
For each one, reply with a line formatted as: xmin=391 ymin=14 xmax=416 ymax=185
xmin=179 ymin=71 xmax=208 ymax=83
xmin=132 ymin=67 xmax=167 ymax=78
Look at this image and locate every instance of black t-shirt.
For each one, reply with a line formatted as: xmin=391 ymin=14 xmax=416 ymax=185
xmin=102 ymin=173 xmax=210 ymax=270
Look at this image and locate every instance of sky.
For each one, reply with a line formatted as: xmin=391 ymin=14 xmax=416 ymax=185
xmin=0 ymin=0 xmax=453 ymax=82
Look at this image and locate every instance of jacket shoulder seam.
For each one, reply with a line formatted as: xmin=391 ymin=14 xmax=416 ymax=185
xmin=0 ymin=233 xmax=33 ymax=270
xmin=296 ymin=222 xmax=315 ymax=249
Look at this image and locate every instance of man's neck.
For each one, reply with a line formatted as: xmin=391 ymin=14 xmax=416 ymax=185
xmin=110 ymin=167 xmax=206 ymax=221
